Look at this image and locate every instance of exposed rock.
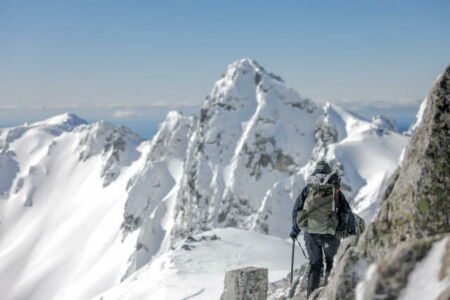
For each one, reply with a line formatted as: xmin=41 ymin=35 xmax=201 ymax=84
xmin=76 ymin=121 xmax=142 ymax=187
xmin=268 ymin=263 xmax=308 ymax=300
xmin=310 ymin=65 xmax=450 ymax=299
xmin=270 ymin=65 xmax=450 ymax=300
xmin=354 ymin=213 xmax=366 ymax=237
xmin=359 ymin=64 xmax=450 ymax=263
xmin=357 ymin=234 xmax=449 ymax=300
xmin=221 ymin=267 xmax=268 ymax=300
xmin=316 ymin=236 xmax=367 ymax=300
xmin=146 ymin=111 xmax=196 ymax=161
xmin=171 ymin=58 xmax=319 ymax=241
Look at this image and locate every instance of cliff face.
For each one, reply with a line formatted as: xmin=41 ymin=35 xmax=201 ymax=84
xmin=360 ymin=65 xmax=450 ymax=262
xmin=329 ymin=64 xmax=450 ymax=300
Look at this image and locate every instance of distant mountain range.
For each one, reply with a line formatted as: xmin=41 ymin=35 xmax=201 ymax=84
xmin=0 ymin=58 xmax=415 ymax=299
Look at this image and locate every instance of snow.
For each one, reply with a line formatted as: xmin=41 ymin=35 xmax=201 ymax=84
xmin=355 ymin=263 xmax=378 ymax=300
xmin=371 ymin=115 xmax=399 ymax=132
xmin=0 ymin=118 xmax=142 ymax=300
xmin=398 ymin=237 xmax=450 ymax=300
xmin=95 ymin=228 xmax=303 ymax=300
xmin=356 ymin=237 xmax=450 ymax=300
xmin=404 ymin=97 xmax=427 ymax=136
xmin=0 ymin=58 xmax=412 ymax=300
xmin=320 ymin=104 xmax=409 ymax=223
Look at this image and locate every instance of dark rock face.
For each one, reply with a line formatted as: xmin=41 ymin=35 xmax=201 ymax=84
xmin=221 ymin=267 xmax=268 ymax=300
xmin=318 ymin=236 xmax=367 ymax=300
xmin=359 ymin=65 xmax=450 ymax=263
xmin=277 ymin=65 xmax=450 ymax=300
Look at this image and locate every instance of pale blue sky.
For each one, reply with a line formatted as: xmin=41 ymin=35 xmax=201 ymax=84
xmin=1 ymin=0 xmax=449 ymax=138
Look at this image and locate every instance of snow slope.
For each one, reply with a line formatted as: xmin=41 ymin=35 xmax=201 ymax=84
xmin=95 ymin=228 xmax=304 ymax=300
xmin=0 ymin=58 xmax=410 ymax=300
xmin=0 ymin=115 xmax=143 ymax=299
xmin=252 ymin=102 xmax=409 ymax=237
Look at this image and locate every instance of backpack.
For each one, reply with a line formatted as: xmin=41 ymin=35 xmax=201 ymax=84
xmin=296 ymin=171 xmax=340 ymax=235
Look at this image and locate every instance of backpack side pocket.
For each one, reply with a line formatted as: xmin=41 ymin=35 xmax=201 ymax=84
xmin=328 ymin=211 xmax=339 ymax=235
xmin=296 ymin=210 xmax=309 ymax=232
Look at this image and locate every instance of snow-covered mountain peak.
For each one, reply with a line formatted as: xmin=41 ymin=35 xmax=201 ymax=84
xmin=74 ymin=121 xmax=142 ymax=186
xmin=220 ymin=57 xmax=283 ymax=83
xmin=0 ymin=58 xmax=417 ymax=300
xmin=203 ymin=58 xmax=314 ymax=115
xmin=322 ymin=102 xmax=375 ymax=139
xmin=32 ymin=112 xmax=88 ymax=131
xmin=147 ymin=111 xmax=196 ymax=161
xmin=371 ymin=115 xmax=399 ymax=132
xmin=0 ymin=113 xmax=88 ymax=155
xmin=170 ymin=59 xmax=322 ymax=241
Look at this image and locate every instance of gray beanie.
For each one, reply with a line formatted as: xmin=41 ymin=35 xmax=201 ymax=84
xmin=315 ymin=160 xmax=332 ymax=174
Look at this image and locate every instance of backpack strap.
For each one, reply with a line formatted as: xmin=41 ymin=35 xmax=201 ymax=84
xmin=334 ymin=187 xmax=340 ymax=212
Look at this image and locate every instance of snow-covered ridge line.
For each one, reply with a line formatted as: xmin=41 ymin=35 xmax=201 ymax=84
xmin=0 ymin=58 xmax=410 ymax=300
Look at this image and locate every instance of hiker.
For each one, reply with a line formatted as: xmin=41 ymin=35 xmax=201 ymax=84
xmin=290 ymin=161 xmax=356 ymax=298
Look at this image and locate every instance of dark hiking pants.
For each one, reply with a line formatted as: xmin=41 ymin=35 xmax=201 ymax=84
xmin=304 ymin=233 xmax=340 ymax=296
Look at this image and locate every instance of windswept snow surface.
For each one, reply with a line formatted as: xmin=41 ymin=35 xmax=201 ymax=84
xmin=95 ymin=228 xmax=303 ymax=300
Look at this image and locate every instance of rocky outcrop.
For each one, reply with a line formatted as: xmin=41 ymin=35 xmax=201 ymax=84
xmin=360 ymin=65 xmax=450 ymax=262
xmin=312 ymin=65 xmax=450 ymax=299
xmin=76 ymin=121 xmax=142 ymax=187
xmin=221 ymin=267 xmax=268 ymax=300
xmin=268 ymin=263 xmax=309 ymax=300
xmin=317 ymin=236 xmax=367 ymax=300
xmin=266 ymin=64 xmax=450 ymax=300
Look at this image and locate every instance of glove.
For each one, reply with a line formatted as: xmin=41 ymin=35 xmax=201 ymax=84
xmin=335 ymin=230 xmax=349 ymax=239
xmin=290 ymin=228 xmax=300 ymax=239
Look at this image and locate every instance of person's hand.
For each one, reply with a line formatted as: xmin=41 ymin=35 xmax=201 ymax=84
xmin=290 ymin=229 xmax=299 ymax=239
xmin=335 ymin=230 xmax=349 ymax=239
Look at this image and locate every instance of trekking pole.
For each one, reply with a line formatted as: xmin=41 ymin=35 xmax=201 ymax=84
xmin=290 ymin=238 xmax=295 ymax=285
xmin=295 ymin=237 xmax=309 ymax=260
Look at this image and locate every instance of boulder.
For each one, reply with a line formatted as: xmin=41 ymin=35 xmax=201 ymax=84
xmin=221 ymin=267 xmax=268 ymax=300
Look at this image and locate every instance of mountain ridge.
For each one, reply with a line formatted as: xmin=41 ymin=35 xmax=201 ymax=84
xmin=0 ymin=58 xmax=411 ymax=300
